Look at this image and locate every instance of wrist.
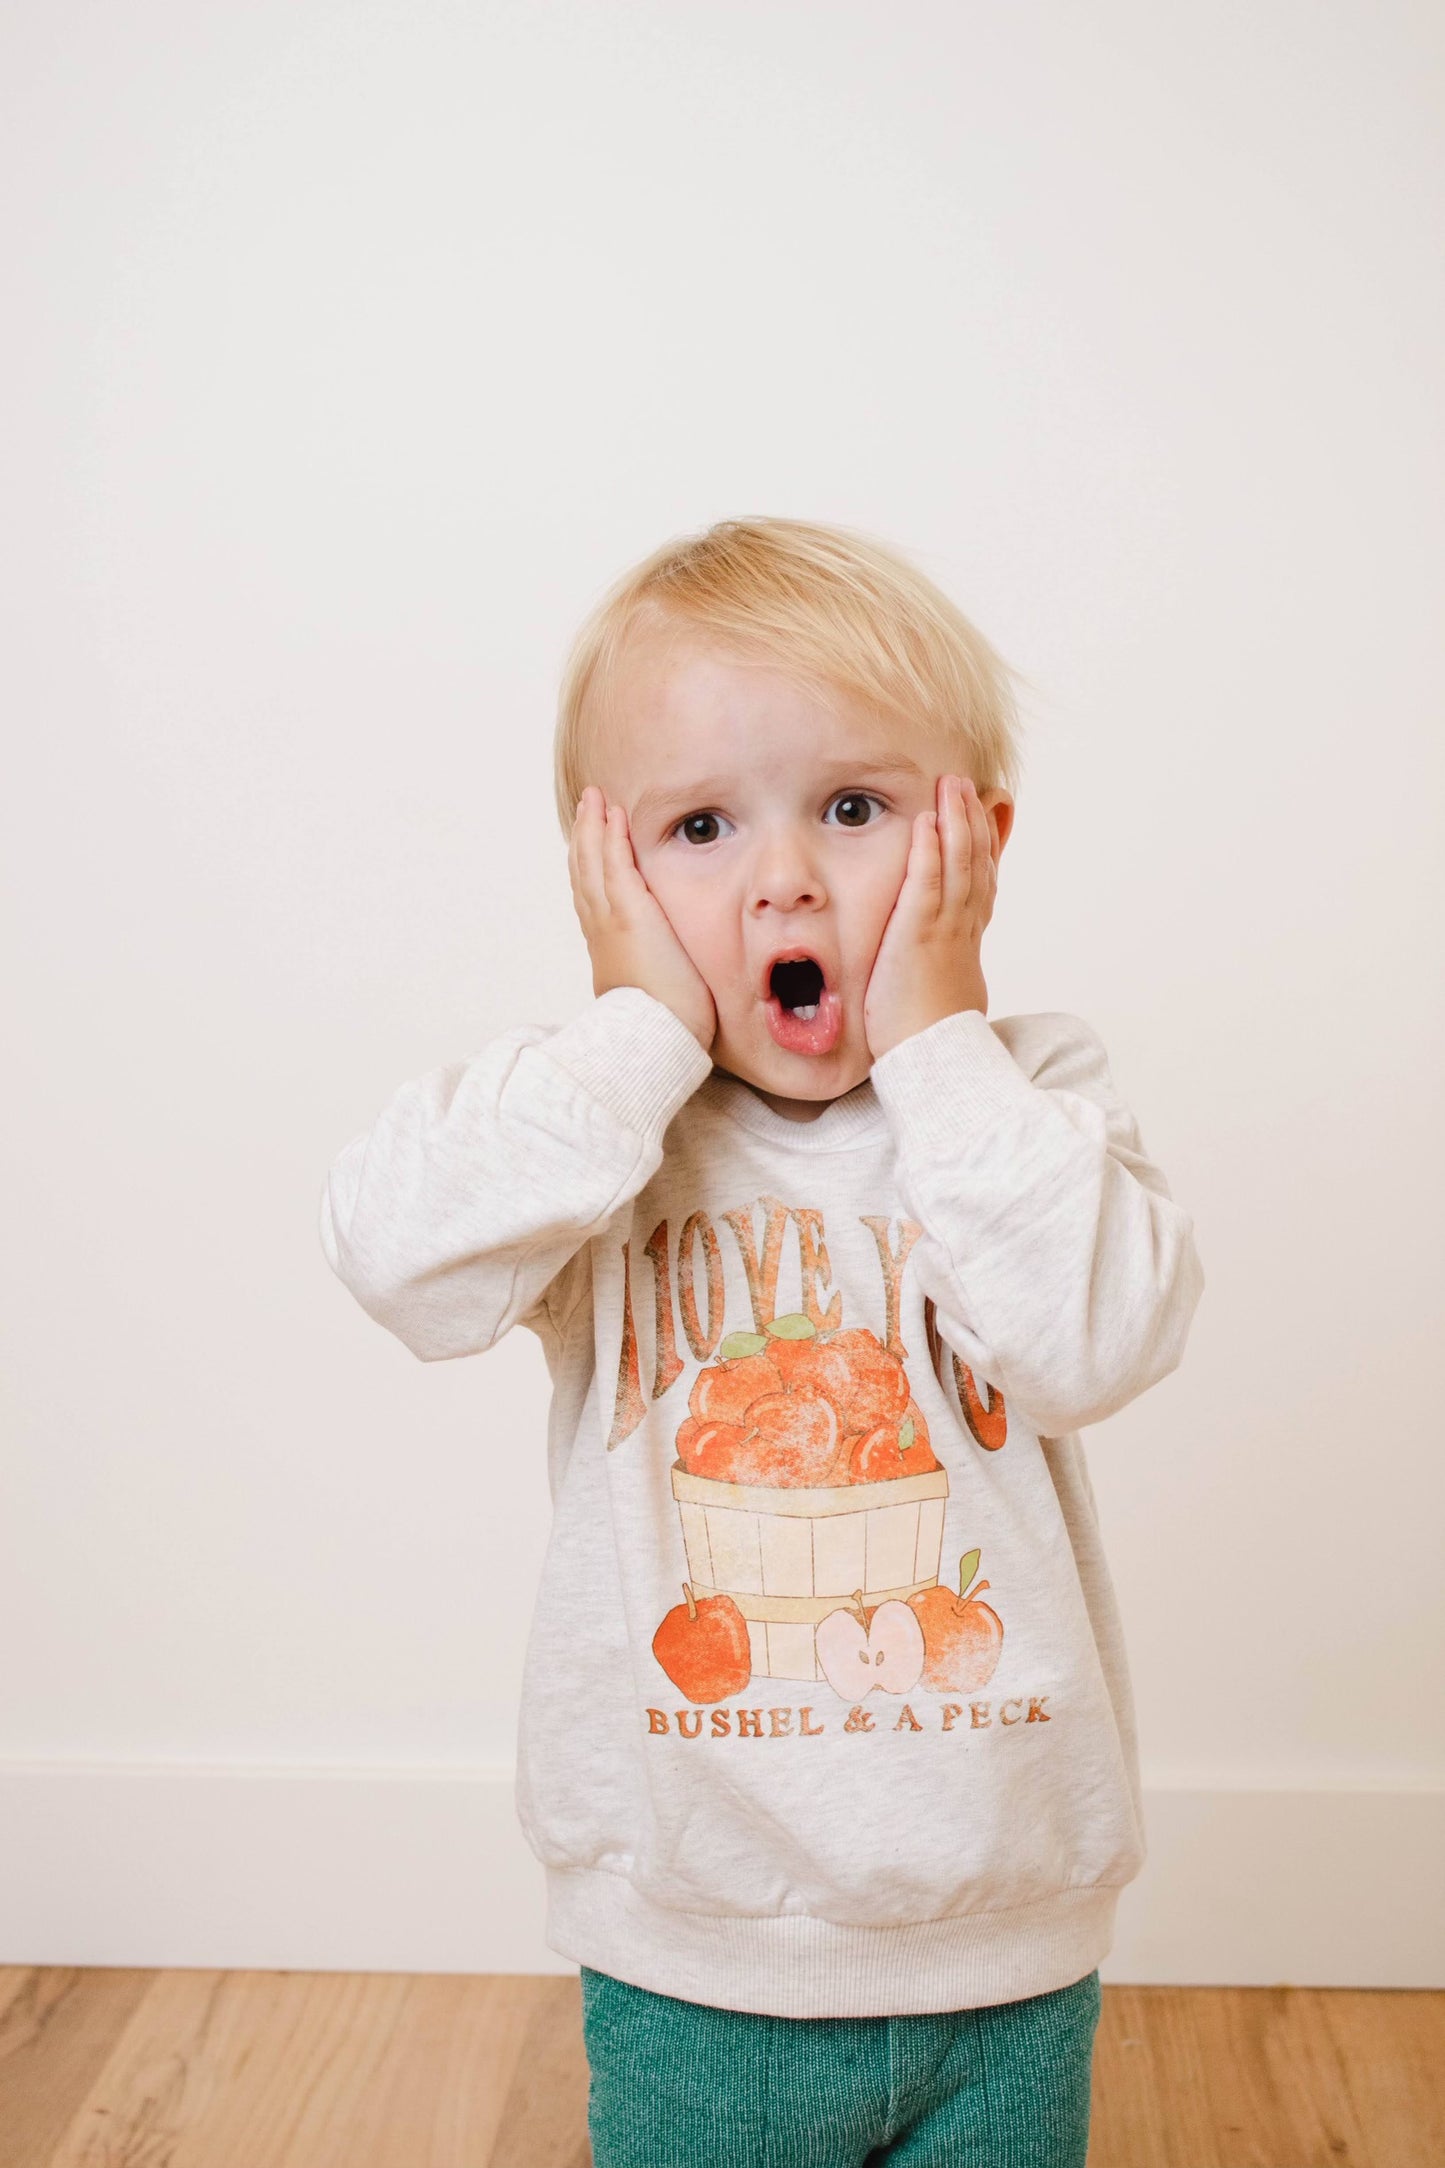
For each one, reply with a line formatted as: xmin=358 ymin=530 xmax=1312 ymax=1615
xmin=872 ymin=989 xmax=987 ymax=1061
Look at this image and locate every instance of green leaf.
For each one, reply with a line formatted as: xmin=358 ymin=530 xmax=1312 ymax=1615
xmin=898 ymin=1415 xmax=915 ymax=1449
xmin=957 ymin=1547 xmax=981 ymax=1599
xmin=719 ymin=1330 xmax=768 ymax=1360
xmin=765 ymin=1313 xmax=816 ymax=1341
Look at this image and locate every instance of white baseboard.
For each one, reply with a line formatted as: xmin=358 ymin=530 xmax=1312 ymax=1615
xmin=1 ymin=1763 xmax=1440 ymax=1987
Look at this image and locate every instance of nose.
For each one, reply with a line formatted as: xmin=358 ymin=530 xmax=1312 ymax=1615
xmin=744 ymin=823 xmax=828 ymax=914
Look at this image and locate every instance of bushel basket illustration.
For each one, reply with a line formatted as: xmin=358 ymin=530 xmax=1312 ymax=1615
xmin=670 ymin=1461 xmax=949 ymax=1681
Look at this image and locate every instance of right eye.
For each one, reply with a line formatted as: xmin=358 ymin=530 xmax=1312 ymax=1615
xmin=672 ymin=812 xmax=734 ymax=846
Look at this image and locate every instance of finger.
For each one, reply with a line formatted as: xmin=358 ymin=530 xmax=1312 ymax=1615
xmin=606 ymin=797 xmax=632 ymax=871
xmin=904 ymin=807 xmax=943 ymax=917
xmin=945 ymin=775 xmax=991 ymax=920
xmin=940 ymin=776 xmax=970 ymax=901
xmin=932 ymin=777 xmax=960 ymax=913
xmin=566 ymin=794 xmax=587 ymax=912
xmin=944 ymin=772 xmax=970 ymax=865
xmin=961 ymin=779 xmax=997 ymax=899
xmin=567 ymin=789 xmax=593 ymax=912
xmin=601 ymin=801 xmax=642 ymax=911
xmin=572 ymin=788 xmax=610 ymax=918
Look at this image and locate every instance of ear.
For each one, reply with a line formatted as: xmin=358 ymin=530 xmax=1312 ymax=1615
xmin=978 ymin=788 xmax=1015 ymax=862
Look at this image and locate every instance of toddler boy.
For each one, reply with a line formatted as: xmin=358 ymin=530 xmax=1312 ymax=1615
xmin=320 ymin=517 xmax=1204 ymax=2166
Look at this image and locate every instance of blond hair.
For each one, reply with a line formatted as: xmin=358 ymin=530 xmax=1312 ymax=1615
xmin=552 ymin=516 xmax=1029 ymax=837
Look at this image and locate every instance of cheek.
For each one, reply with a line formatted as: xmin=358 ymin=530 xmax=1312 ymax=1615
xmin=642 ymin=863 xmax=730 ymax=972
xmin=847 ymin=857 xmax=911 ymax=962
xmin=646 ymin=866 xmax=763 ymax=1010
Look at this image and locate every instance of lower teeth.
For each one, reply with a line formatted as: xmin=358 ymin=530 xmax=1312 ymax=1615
xmin=789 ymin=1004 xmax=819 ymax=1020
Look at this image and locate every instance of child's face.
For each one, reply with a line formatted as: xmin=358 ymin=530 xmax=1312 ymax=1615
xmin=591 ymin=631 xmax=1013 ymax=1119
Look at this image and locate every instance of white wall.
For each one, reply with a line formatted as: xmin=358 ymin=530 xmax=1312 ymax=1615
xmin=3 ymin=0 xmax=1441 ymax=1979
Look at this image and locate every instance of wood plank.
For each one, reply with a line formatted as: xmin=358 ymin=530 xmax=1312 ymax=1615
xmin=486 ymin=1975 xmax=590 ymax=2168
xmin=41 ymin=1970 xmax=536 ymax=2168
xmin=1318 ymin=1988 xmax=1445 ymax=2168
xmin=1094 ymin=1982 xmax=1223 ymax=2166
xmin=0 ymin=1968 xmax=155 ymax=2168
xmin=1090 ymin=1983 xmax=1445 ymax=2168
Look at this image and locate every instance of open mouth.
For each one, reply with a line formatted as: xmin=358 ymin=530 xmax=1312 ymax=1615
xmin=763 ymin=951 xmax=843 ymax=1056
xmin=769 ymin=955 xmax=826 ymax=1019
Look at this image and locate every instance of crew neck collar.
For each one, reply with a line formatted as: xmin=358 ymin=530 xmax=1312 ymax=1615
xmin=700 ymin=1067 xmax=886 ymax=1149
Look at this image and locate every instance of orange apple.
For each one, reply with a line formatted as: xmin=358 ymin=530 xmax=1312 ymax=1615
xmin=728 ymin=1384 xmax=839 ymax=1486
xmin=765 ymin=1332 xmax=853 ymax=1403
xmin=689 ymin=1350 xmax=784 ymax=1426
xmin=907 ymin=1548 xmax=1003 ymax=1691
xmin=674 ymin=1414 xmax=750 ymax=1480
xmin=652 ymin=1582 xmax=752 ymax=1703
xmin=847 ymin=1422 xmax=906 ymax=1482
xmin=844 ymin=1403 xmax=940 ymax=1484
xmin=825 ymin=1327 xmax=911 ymax=1427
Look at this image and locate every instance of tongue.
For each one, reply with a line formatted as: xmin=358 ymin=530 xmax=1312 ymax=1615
xmin=765 ymin=987 xmax=843 ymax=1055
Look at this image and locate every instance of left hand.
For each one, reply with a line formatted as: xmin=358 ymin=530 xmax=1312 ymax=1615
xmin=863 ymin=773 xmax=998 ymax=1061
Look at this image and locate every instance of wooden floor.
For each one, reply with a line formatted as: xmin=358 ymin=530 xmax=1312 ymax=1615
xmin=0 ymin=1968 xmax=1440 ymax=2166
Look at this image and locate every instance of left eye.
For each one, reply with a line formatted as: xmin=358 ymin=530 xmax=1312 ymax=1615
xmin=825 ymin=792 xmax=886 ymax=829
xmin=675 ymin=812 xmax=734 ymax=846
xmin=670 ymin=792 xmax=886 ymax=846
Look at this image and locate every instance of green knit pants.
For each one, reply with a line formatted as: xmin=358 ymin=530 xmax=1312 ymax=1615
xmin=579 ymin=1964 xmax=1102 ymax=2167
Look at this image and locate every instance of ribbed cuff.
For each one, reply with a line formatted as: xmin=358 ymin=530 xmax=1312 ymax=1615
xmin=541 ymin=985 xmax=715 ymax=1141
xmin=870 ymin=1007 xmax=1040 ymax=1154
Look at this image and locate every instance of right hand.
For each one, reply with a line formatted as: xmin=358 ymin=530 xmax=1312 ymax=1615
xmin=567 ymin=786 xmax=718 ymax=1053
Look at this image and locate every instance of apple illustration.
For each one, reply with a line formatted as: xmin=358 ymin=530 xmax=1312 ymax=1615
xmin=674 ymin=1414 xmax=752 ymax=1479
xmin=652 ymin=1582 xmax=752 ymax=1703
xmin=676 ymin=1314 xmax=943 ymax=1490
xmin=847 ymin=1421 xmax=908 ymax=1482
xmin=729 ymin=1383 xmax=840 ymax=1486
xmin=820 ymin=1327 xmax=910 ymax=1425
xmin=845 ymin=1406 xmax=942 ymax=1484
xmin=764 ymin=1331 xmax=854 ymax=1404
xmin=898 ymin=1398 xmax=939 ymax=1476
xmin=689 ymin=1350 xmax=784 ymax=1426
xmin=816 ymin=1588 xmax=925 ymax=1698
xmin=827 ymin=1430 xmax=865 ymax=1482
xmin=907 ymin=1548 xmax=1004 ymax=1692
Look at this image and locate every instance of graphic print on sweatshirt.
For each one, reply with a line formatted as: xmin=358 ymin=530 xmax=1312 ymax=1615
xmin=605 ymin=1189 xmax=1013 ymax=1714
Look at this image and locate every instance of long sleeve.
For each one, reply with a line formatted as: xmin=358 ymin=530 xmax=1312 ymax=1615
xmin=869 ymin=1007 xmax=1204 ymax=1435
xmin=319 ymin=986 xmax=715 ymax=1361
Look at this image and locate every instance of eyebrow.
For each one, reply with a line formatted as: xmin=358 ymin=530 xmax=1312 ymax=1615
xmin=631 ymin=756 xmax=928 ymax=829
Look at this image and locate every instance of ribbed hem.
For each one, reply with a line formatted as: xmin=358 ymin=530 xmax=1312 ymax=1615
xmin=543 ymin=1864 xmax=1120 ymax=2018
xmin=869 ymin=1008 xmax=1040 ymax=1156
xmin=540 ymin=987 xmax=715 ymax=1141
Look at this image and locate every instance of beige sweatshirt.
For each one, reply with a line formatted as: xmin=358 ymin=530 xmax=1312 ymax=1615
xmin=319 ymin=986 xmax=1204 ymax=2018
